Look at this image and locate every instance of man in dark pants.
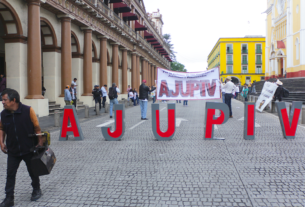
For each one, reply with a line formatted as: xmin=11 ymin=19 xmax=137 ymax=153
xmin=139 ymin=80 xmax=155 ymax=120
xmin=69 ymin=83 xmax=77 ymax=108
xmin=0 ymin=89 xmax=44 ymax=207
xmin=101 ymin=85 xmax=107 ymax=108
xmin=92 ymin=85 xmax=102 ymax=110
xmin=221 ymin=76 xmax=236 ymax=118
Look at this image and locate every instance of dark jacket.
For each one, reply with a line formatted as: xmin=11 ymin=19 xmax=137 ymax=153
xmin=92 ymin=88 xmax=102 ymax=99
xmin=274 ymin=85 xmax=283 ymax=98
xmin=0 ymin=77 xmax=6 ymax=92
xmin=109 ymin=87 xmax=118 ymax=99
xmin=139 ymin=83 xmax=155 ymax=100
xmin=69 ymin=87 xmax=77 ymax=99
xmin=1 ymin=103 xmax=35 ymax=156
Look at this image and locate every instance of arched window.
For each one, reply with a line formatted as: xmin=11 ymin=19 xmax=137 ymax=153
xmin=296 ymin=38 xmax=300 ymax=60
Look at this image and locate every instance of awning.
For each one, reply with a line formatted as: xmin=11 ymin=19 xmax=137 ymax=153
xmin=277 ymin=41 xmax=286 ymax=49
xmin=144 ymin=31 xmax=154 ymax=39
xmin=135 ymin=21 xmax=147 ymax=31
xmin=122 ymin=12 xmax=138 ymax=21
xmin=113 ymin=2 xmax=131 ymax=13
xmin=109 ymin=0 xmax=123 ymax=3
xmin=146 ymin=38 xmax=157 ymax=43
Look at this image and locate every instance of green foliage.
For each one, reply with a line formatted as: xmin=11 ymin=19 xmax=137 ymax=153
xmin=171 ymin=62 xmax=187 ymax=72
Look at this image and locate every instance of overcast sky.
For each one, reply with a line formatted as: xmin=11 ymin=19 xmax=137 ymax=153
xmin=145 ymin=0 xmax=267 ymax=72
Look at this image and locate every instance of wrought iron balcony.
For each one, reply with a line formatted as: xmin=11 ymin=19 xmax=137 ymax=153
xmin=256 ymin=60 xmax=262 ymax=64
xmin=242 ymin=49 xmax=248 ymax=54
xmin=226 ymin=49 xmax=233 ymax=54
xmin=256 ymin=49 xmax=262 ymax=54
xmin=241 ymin=70 xmax=248 ymax=74
xmin=242 ymin=60 xmax=248 ymax=64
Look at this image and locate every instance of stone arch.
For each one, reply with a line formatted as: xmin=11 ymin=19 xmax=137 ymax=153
xmin=40 ymin=18 xmax=58 ymax=51
xmin=92 ymin=40 xmax=98 ymax=62
xmin=276 ymin=49 xmax=285 ymax=56
xmin=231 ymin=76 xmax=240 ymax=84
xmin=0 ymin=1 xmax=23 ymax=37
xmin=71 ymin=31 xmax=81 ymax=58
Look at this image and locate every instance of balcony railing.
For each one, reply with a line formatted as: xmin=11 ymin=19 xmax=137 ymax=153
xmin=242 ymin=60 xmax=248 ymax=64
xmin=227 ymin=70 xmax=233 ymax=74
xmin=242 ymin=49 xmax=248 ymax=54
xmin=242 ymin=69 xmax=248 ymax=74
xmin=91 ymin=0 xmax=170 ymax=65
xmin=226 ymin=60 xmax=233 ymax=65
xmin=256 ymin=69 xmax=262 ymax=73
xmin=256 ymin=60 xmax=262 ymax=64
xmin=226 ymin=49 xmax=233 ymax=54
xmin=256 ymin=49 xmax=262 ymax=54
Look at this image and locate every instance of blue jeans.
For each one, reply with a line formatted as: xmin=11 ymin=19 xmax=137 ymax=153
xmin=222 ymin=92 xmax=225 ymax=103
xmin=109 ymin=98 xmax=118 ymax=116
xmin=183 ymin=100 xmax=188 ymax=105
xmin=139 ymin=100 xmax=148 ymax=119
xmin=153 ymin=96 xmax=156 ymax=103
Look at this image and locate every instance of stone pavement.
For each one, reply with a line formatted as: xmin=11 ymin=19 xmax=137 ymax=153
xmin=0 ymin=99 xmax=305 ymax=207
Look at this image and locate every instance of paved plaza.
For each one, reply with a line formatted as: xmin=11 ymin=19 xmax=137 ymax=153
xmin=0 ymin=99 xmax=305 ymax=207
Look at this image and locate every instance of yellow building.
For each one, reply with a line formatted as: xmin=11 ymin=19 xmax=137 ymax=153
xmin=265 ymin=0 xmax=305 ymax=79
xmin=207 ymin=37 xmax=266 ymax=85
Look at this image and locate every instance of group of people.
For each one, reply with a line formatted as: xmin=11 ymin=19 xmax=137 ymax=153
xmin=127 ymin=85 xmax=139 ymax=106
xmin=64 ymin=78 xmax=78 ymax=108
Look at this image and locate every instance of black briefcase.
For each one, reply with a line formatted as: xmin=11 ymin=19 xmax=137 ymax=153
xmin=31 ymin=146 xmax=56 ymax=177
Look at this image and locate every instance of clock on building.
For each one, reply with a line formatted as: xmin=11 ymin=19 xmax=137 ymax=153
xmin=277 ymin=0 xmax=285 ymax=15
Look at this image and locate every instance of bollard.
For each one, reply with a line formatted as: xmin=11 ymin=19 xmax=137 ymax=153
xmin=85 ymin=105 xmax=89 ymax=118
xmin=124 ymin=100 xmax=129 ymax=108
xmin=54 ymin=110 xmax=60 ymax=127
xmin=302 ymin=109 xmax=305 ymax=124
xmin=105 ymin=103 xmax=109 ymax=113
xmin=271 ymin=102 xmax=276 ymax=113
xmin=95 ymin=103 xmax=100 ymax=115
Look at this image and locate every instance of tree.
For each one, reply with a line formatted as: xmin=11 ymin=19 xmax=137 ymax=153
xmin=171 ymin=62 xmax=187 ymax=72
xmin=163 ymin=34 xmax=176 ymax=62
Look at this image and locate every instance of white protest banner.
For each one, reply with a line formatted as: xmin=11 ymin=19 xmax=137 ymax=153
xmin=256 ymin=82 xmax=278 ymax=112
xmin=156 ymin=67 xmax=221 ymax=100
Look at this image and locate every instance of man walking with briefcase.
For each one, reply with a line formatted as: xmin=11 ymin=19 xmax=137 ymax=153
xmin=0 ymin=89 xmax=44 ymax=207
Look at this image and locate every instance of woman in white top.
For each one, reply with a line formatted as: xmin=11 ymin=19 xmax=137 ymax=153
xmin=129 ymin=89 xmax=135 ymax=106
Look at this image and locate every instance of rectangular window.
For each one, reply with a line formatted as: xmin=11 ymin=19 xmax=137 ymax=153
xmin=227 ymin=65 xmax=233 ymax=74
xmin=227 ymin=55 xmax=233 ymax=64
xmin=260 ymin=76 xmax=265 ymax=81
xmin=242 ymin=44 xmax=248 ymax=54
xmin=256 ymin=65 xmax=262 ymax=73
xmin=226 ymin=44 xmax=233 ymax=54
xmin=242 ymin=44 xmax=247 ymax=50
xmin=242 ymin=66 xmax=248 ymax=73
xmin=256 ymin=55 xmax=262 ymax=64
xmin=246 ymin=76 xmax=251 ymax=84
xmin=242 ymin=55 xmax=248 ymax=64
xmin=256 ymin=44 xmax=262 ymax=53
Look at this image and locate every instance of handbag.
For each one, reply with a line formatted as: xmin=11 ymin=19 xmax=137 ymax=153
xmin=31 ymin=146 xmax=56 ymax=177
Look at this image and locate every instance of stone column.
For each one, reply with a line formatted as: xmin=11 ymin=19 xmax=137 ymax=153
xmin=99 ymin=36 xmax=108 ymax=87
xmin=59 ymin=16 xmax=73 ymax=97
xmin=132 ymin=52 xmax=137 ymax=90
xmin=25 ymin=0 xmax=43 ymax=99
xmin=136 ymin=55 xmax=140 ymax=89
xmin=122 ymin=48 xmax=128 ymax=94
xmin=82 ymin=28 xmax=93 ymax=96
xmin=112 ymin=43 xmax=119 ymax=85
xmin=147 ymin=63 xmax=150 ymax=86
xmin=151 ymin=64 xmax=154 ymax=86
xmin=142 ymin=58 xmax=146 ymax=83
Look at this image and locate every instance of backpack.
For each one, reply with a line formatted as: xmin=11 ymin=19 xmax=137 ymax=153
xmin=108 ymin=87 xmax=115 ymax=100
xmin=282 ymin=87 xmax=289 ymax=97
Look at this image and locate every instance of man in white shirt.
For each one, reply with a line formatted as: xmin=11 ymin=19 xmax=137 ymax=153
xmin=69 ymin=83 xmax=77 ymax=108
xmin=234 ymin=84 xmax=240 ymax=99
xmin=116 ymin=84 xmax=121 ymax=94
xmin=101 ymin=85 xmax=107 ymax=108
xmin=72 ymin=78 xmax=77 ymax=89
xmin=221 ymin=76 xmax=235 ymax=118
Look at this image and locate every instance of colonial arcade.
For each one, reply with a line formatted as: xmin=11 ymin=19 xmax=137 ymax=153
xmin=0 ymin=0 xmax=171 ymax=116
